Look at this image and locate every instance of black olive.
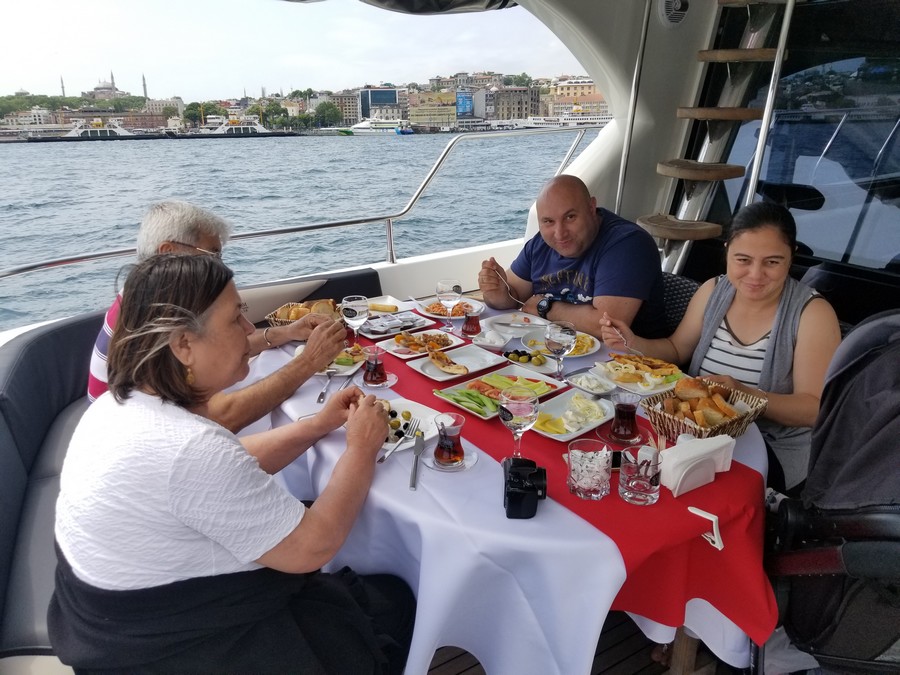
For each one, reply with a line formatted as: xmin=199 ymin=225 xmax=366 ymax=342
xmin=395 ymin=430 xmax=405 ymax=439
xmin=388 ymin=409 xmax=398 ymax=418
xmin=402 ymin=422 xmax=409 ymax=430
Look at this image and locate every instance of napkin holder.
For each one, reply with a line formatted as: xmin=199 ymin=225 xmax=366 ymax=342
xmin=660 ymin=435 xmax=735 ymax=497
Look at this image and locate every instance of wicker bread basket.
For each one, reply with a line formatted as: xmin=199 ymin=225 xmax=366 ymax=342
xmin=265 ymin=299 xmax=340 ymax=327
xmin=640 ymin=378 xmax=767 ymax=443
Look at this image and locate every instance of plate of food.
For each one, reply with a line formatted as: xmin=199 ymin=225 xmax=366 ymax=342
xmin=593 ymin=353 xmax=683 ymax=395
xmin=358 ymin=311 xmax=433 ymax=339
xmin=380 ymin=398 xmax=441 ymax=449
xmin=414 ymin=297 xmax=485 ymax=320
xmin=532 ymin=390 xmax=614 ymax=442
xmin=520 ymin=329 xmax=601 ymax=358
xmin=407 ymin=344 xmax=507 ymax=382
xmin=295 ymin=342 xmax=366 ymax=376
xmin=375 ymin=330 xmax=465 ymax=360
xmin=497 ymin=347 xmax=556 ymax=375
xmin=565 ymin=367 xmax=617 ymax=396
xmin=432 ymin=364 xmax=567 ymax=420
xmin=480 ymin=312 xmax=548 ymax=337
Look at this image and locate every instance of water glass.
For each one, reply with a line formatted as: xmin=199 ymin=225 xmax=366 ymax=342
xmin=567 ymin=439 xmax=612 ymax=500
xmin=341 ymin=295 xmax=369 ymax=346
xmin=498 ymin=386 xmax=539 ymax=459
xmin=618 ymin=446 xmax=663 ymax=505
xmin=545 ymin=321 xmax=577 ymax=379
xmin=435 ymin=278 xmax=462 ymax=332
xmin=434 ymin=412 xmax=466 ymax=467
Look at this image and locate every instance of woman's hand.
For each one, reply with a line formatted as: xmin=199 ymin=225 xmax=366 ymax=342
xmin=599 ymin=312 xmax=633 ymax=350
xmin=315 ymin=385 xmax=364 ymax=432
xmin=283 ymin=312 xmax=336 ymax=342
xmin=702 ymin=374 xmax=752 ymax=397
xmin=345 ymin=393 xmax=389 ymax=458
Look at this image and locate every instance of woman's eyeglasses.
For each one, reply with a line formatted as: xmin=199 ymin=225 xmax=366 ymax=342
xmin=168 ymin=240 xmax=222 ymax=258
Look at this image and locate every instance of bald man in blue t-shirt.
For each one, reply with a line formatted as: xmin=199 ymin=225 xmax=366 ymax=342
xmin=478 ymin=175 xmax=667 ymax=339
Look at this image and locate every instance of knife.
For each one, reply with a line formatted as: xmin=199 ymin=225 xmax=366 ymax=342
xmin=409 ymin=430 xmax=425 ymax=490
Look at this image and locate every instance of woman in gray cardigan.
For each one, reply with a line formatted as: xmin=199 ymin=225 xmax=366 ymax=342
xmin=600 ymin=203 xmax=841 ymax=494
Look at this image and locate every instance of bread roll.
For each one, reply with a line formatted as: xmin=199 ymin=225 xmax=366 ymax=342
xmin=310 ymin=299 xmax=336 ymax=315
xmin=289 ymin=306 xmax=311 ymax=321
xmin=674 ymin=377 xmax=709 ymax=400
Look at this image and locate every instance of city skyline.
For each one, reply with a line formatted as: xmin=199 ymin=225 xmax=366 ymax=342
xmin=2 ymin=0 xmax=584 ymax=103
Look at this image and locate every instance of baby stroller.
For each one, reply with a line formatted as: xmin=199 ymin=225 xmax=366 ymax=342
xmin=752 ymin=309 xmax=900 ymax=673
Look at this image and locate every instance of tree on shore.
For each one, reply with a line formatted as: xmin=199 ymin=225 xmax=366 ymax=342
xmin=183 ymin=101 xmax=227 ymax=127
xmin=314 ymin=101 xmax=342 ymax=127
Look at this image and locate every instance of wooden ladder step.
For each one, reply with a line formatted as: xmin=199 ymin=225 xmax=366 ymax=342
xmin=637 ymin=214 xmax=723 ymax=241
xmin=698 ymin=48 xmax=778 ymax=63
xmin=657 ymin=159 xmax=745 ymax=181
xmin=677 ymin=106 xmax=763 ymax=121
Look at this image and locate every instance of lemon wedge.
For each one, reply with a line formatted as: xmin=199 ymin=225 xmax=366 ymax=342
xmin=535 ymin=412 xmax=567 ymax=435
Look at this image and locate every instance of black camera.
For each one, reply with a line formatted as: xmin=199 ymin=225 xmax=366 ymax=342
xmin=502 ymin=457 xmax=548 ymax=519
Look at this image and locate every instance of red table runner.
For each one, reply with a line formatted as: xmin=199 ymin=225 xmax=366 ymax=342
xmin=365 ymin=332 xmax=777 ymax=645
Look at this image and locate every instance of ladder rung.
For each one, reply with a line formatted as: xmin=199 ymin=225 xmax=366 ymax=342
xmin=698 ymin=48 xmax=778 ymax=63
xmin=657 ymin=159 xmax=745 ymax=181
xmin=677 ymin=107 xmax=764 ymax=121
xmin=719 ymin=0 xmax=792 ymax=6
xmin=638 ymin=214 xmax=723 ymax=241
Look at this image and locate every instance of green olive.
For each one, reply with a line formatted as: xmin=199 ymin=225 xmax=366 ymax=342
xmin=389 ymin=419 xmax=401 ymax=430
xmin=401 ymin=410 xmax=412 ymax=421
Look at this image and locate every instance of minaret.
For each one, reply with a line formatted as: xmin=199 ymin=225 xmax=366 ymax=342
xmin=60 ymin=76 xmax=66 ymax=98
xmin=142 ymin=74 xmax=148 ymax=99
xmin=110 ymin=71 xmax=115 ymax=90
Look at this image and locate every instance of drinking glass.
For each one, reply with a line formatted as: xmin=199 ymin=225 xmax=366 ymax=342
xmin=609 ymin=392 xmax=642 ymax=443
xmin=361 ymin=345 xmax=397 ymax=388
xmin=341 ymin=295 xmax=369 ymax=346
xmin=435 ymin=278 xmax=462 ymax=332
xmin=545 ymin=320 xmax=577 ymax=379
xmin=498 ymin=386 xmax=540 ymax=459
xmin=433 ymin=412 xmax=466 ymax=467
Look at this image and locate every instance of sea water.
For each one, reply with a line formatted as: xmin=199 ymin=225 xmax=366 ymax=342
xmin=0 ymin=132 xmax=594 ymax=332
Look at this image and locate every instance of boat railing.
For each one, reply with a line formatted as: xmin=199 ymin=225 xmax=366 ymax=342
xmin=0 ymin=125 xmax=603 ymax=281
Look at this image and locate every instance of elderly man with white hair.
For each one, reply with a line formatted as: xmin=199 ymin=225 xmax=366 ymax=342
xmin=87 ymin=200 xmax=346 ymax=432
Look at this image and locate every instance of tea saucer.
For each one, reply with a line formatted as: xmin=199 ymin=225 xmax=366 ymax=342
xmin=423 ymin=452 xmax=479 ymax=472
xmin=595 ymin=429 xmax=646 ymax=447
xmin=362 ymin=372 xmax=398 ymax=389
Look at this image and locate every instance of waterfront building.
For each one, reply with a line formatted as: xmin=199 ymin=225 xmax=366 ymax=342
xmin=144 ymin=97 xmax=185 ymax=116
xmin=549 ymin=94 xmax=610 ymax=118
xmin=331 ymin=91 xmax=360 ymax=126
xmin=358 ymin=87 xmax=409 ymax=121
xmin=550 ymin=76 xmax=597 ymax=99
xmin=14 ymin=107 xmax=54 ymax=125
xmin=60 ymin=109 xmax=166 ymax=130
xmin=408 ymin=90 xmax=457 ymax=129
xmin=490 ymin=85 xmax=540 ymax=121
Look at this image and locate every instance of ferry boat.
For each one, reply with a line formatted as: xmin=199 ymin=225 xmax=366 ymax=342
xmin=338 ymin=117 xmax=415 ymax=135
xmin=1 ymin=1 xmax=898 ymax=674
xmin=63 ymin=118 xmax=134 ymax=139
xmin=514 ymin=113 xmax=613 ymax=129
xmin=202 ymin=114 xmax=272 ymax=135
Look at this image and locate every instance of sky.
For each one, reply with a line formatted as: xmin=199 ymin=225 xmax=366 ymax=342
xmin=1 ymin=0 xmax=585 ymax=102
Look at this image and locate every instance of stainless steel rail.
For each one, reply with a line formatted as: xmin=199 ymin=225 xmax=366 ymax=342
xmin=0 ymin=126 xmax=601 ymax=280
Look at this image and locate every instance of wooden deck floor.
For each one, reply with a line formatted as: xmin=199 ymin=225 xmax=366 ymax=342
xmin=427 ymin=611 xmax=680 ymax=675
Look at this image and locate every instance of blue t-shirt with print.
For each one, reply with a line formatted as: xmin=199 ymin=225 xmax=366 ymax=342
xmin=510 ymin=207 xmax=666 ymax=337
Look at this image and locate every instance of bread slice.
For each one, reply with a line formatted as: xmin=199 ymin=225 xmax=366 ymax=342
xmin=674 ymin=377 xmax=709 ymax=400
xmin=712 ymin=392 xmax=739 ymax=418
xmin=427 ymin=346 xmax=469 ymax=375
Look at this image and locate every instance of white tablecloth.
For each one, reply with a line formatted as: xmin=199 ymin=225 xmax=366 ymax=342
xmin=246 ymin=313 xmax=767 ymax=674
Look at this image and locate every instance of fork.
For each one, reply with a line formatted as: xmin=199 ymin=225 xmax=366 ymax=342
xmin=490 ymin=268 xmax=525 ymax=307
xmin=611 ymin=326 xmax=645 ymax=357
xmin=377 ymin=417 xmax=420 ymax=463
xmin=316 ymin=367 xmax=337 ymax=404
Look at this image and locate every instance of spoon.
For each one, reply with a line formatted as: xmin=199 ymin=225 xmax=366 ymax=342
xmin=316 ymin=367 xmax=337 ymax=403
xmin=491 ymin=268 xmax=524 ymax=307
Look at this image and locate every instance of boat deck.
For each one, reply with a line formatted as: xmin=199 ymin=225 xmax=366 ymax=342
xmin=427 ymin=611 xmax=732 ymax=674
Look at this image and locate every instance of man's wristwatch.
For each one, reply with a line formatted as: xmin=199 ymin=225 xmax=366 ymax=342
xmin=536 ymin=296 xmax=554 ymax=320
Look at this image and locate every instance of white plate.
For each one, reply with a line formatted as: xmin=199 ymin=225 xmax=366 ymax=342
xmin=406 ymin=344 xmax=507 ymax=382
xmin=480 ymin=312 xmax=548 ymax=337
xmin=591 ymin=361 xmax=678 ymax=396
xmin=532 ymin=390 xmax=614 ymax=443
xmin=423 ymin=451 xmax=479 ymax=472
xmin=496 ymin=351 xmax=558 ymax=375
xmin=358 ymin=311 xmax=434 ymax=339
xmin=520 ymin=329 xmax=601 ymax=358
xmin=295 ymin=344 xmax=366 ymax=376
xmin=365 ymin=294 xmax=406 ymax=316
xmin=381 ymin=398 xmax=441 ymax=451
xmin=565 ymin=367 xmax=617 ymax=396
xmin=374 ymin=330 xmax=465 ymax=360
xmin=414 ymin=296 xmax=486 ymax=320
xmin=433 ymin=363 xmax=567 ymax=420
xmin=470 ymin=331 xmax=512 ymax=352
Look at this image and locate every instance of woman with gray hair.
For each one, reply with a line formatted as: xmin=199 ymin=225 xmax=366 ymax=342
xmin=88 ymin=200 xmax=347 ymax=433
xmin=51 ymin=254 xmax=415 ymax=674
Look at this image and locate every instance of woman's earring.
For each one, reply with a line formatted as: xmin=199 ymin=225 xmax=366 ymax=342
xmin=185 ymin=367 xmax=195 ymax=386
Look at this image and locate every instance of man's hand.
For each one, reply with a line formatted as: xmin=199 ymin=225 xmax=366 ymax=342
xmin=297 ymin=320 xmax=346 ymax=372
xmin=345 ymin=394 xmax=389 ymax=459
xmin=479 ymin=257 xmax=529 ymax=310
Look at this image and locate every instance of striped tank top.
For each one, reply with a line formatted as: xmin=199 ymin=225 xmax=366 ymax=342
xmin=697 ymin=317 xmax=770 ymax=388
